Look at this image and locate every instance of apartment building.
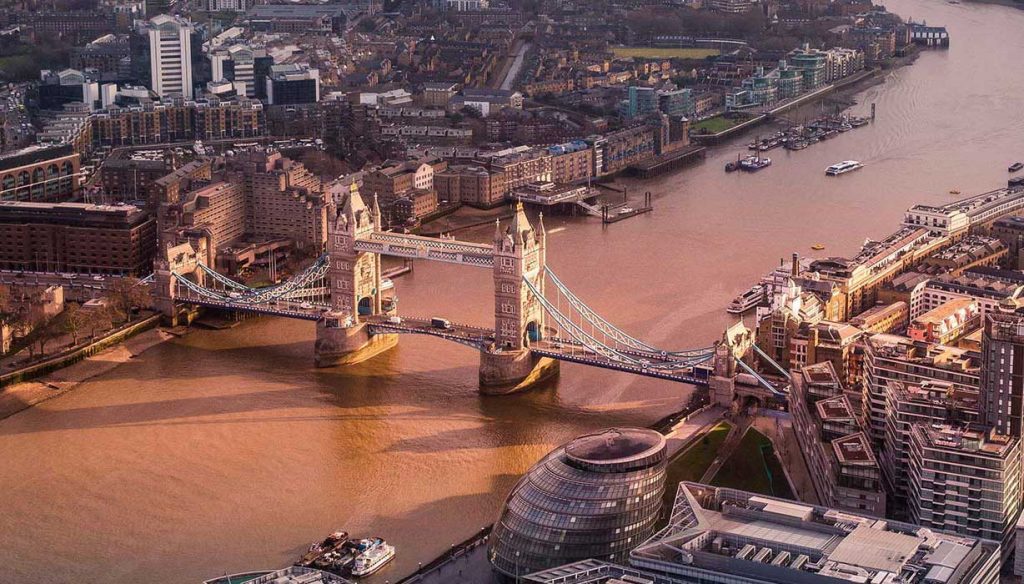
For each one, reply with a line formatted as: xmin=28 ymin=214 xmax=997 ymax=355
xmin=790 ymin=362 xmax=886 ymax=517
xmin=907 ymin=423 xmax=1021 ymax=560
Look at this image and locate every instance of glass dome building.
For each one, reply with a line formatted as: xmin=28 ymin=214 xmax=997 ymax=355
xmin=488 ymin=427 xmax=668 ymax=579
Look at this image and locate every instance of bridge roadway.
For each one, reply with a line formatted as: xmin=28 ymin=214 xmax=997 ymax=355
xmin=365 ymin=316 xmax=495 ymax=350
xmin=529 ymin=338 xmax=712 ymax=386
xmin=353 ymin=232 xmax=494 ymax=268
xmin=175 ymin=292 xmax=330 ymax=321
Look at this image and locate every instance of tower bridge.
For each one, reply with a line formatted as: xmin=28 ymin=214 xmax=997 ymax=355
xmin=153 ymin=191 xmax=783 ymax=398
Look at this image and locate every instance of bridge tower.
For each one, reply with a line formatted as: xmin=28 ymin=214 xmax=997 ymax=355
xmin=153 ymin=241 xmax=204 ymax=326
xmin=479 ymin=204 xmax=559 ymax=394
xmin=314 ymin=190 xmax=398 ymax=367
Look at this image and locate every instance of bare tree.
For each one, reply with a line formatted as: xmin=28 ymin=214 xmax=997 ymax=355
xmin=106 ymin=277 xmax=151 ymax=323
xmin=62 ymin=303 xmax=89 ymax=345
xmin=84 ymin=307 xmax=112 ymax=340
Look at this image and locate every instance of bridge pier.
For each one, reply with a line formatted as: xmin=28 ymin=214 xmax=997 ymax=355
xmin=314 ymin=320 xmax=397 ymax=368
xmin=479 ymin=349 xmax=559 ymax=395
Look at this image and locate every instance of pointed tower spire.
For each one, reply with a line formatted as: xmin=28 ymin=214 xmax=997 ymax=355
xmin=536 ymin=211 xmax=545 ymax=237
xmin=493 ymin=218 xmax=503 ymax=244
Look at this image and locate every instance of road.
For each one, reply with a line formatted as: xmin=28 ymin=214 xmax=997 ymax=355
xmin=498 ymin=40 xmax=531 ymax=91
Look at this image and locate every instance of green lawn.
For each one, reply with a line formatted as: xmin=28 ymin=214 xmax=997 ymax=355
xmin=611 ymin=47 xmax=720 ymax=59
xmin=691 ymin=115 xmax=741 ymax=134
xmin=662 ymin=421 xmax=732 ymax=509
xmin=710 ymin=428 xmax=794 ymax=499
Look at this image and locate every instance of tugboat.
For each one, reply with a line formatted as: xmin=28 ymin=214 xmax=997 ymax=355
xmin=1010 ymin=162 xmax=1024 ymax=173
xmin=351 ymin=540 xmax=396 ymax=577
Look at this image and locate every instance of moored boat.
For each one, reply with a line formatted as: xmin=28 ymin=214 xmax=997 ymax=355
xmin=351 ymin=541 xmax=395 ymax=577
xmin=1010 ymin=162 xmax=1024 ymax=173
xmin=727 ymin=285 xmax=764 ymax=314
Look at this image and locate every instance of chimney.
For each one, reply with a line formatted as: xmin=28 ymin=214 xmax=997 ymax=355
xmin=791 ymin=253 xmax=799 ymax=277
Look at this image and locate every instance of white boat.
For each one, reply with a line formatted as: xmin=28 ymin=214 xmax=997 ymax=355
xmin=380 ymin=277 xmax=394 ymax=291
xmin=727 ymin=285 xmax=764 ymax=314
xmin=351 ymin=542 xmax=395 ymax=577
xmin=825 ymin=160 xmax=864 ymax=176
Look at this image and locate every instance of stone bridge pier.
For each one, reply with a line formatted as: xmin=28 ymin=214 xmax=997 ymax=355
xmin=314 ymin=191 xmax=397 ymax=367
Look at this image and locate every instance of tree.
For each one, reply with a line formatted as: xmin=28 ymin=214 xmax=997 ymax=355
xmin=61 ymin=303 xmax=89 ymax=345
xmin=84 ymin=307 xmax=112 ymax=340
xmin=32 ymin=314 xmax=57 ymax=356
xmin=106 ymin=277 xmax=151 ymax=323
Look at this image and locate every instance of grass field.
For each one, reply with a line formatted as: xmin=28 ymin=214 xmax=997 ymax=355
xmin=710 ymin=428 xmax=794 ymax=499
xmin=611 ymin=47 xmax=721 ymax=59
xmin=662 ymin=421 xmax=732 ymax=509
xmin=692 ymin=115 xmax=742 ymax=134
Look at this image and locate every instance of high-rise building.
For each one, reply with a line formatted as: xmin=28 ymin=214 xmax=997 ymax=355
xmin=907 ymin=423 xmax=1021 ymax=560
xmin=881 ymin=380 xmax=979 ymax=517
xmin=146 ymin=15 xmax=194 ymax=99
xmin=862 ymin=333 xmax=980 ymax=450
xmin=265 ymin=64 xmax=320 ymax=105
xmin=981 ymin=305 xmax=1024 ymax=437
xmin=626 ymin=86 xmax=657 ymax=118
xmin=209 ymin=44 xmax=273 ymax=99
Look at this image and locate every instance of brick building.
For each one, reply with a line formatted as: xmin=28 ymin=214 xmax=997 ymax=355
xmin=0 ymin=201 xmax=156 ymax=275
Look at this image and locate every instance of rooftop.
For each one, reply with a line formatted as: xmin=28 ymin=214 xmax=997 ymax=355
xmin=564 ymin=427 xmax=666 ymax=466
xmin=630 ymin=482 xmax=1000 ymax=584
xmin=832 ymin=433 xmax=876 ymax=465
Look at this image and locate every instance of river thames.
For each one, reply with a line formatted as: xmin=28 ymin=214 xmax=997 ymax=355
xmin=2 ymin=0 xmax=1024 ymax=581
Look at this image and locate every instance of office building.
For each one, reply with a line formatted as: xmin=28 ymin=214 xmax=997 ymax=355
xmin=266 ymin=64 xmax=320 ymax=105
xmin=625 ymin=483 xmax=1001 ymax=584
xmin=209 ymin=44 xmax=273 ymax=99
xmin=489 ymin=428 xmax=667 ymax=579
xmin=146 ymin=15 xmax=195 ymax=99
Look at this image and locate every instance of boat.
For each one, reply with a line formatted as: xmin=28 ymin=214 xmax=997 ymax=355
xmin=1010 ymin=162 xmax=1024 ymax=173
xmin=739 ymin=155 xmax=771 ymax=172
xmin=950 ymin=189 xmax=960 ymax=195
xmin=826 ymin=160 xmax=864 ymax=176
xmin=850 ymin=117 xmax=869 ymax=127
xmin=725 ymin=161 xmax=738 ymax=172
xmin=297 ymin=530 xmax=349 ymax=567
xmin=811 ymin=243 xmax=825 ymax=250
xmin=618 ymin=207 xmax=634 ymax=215
xmin=351 ymin=541 xmax=395 ymax=577
xmin=727 ymin=285 xmax=764 ymax=314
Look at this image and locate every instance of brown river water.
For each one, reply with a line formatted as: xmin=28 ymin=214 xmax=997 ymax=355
xmin=2 ymin=0 xmax=1024 ymax=581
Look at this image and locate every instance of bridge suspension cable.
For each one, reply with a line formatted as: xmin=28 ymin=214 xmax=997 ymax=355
xmin=543 ymin=267 xmax=715 ymax=360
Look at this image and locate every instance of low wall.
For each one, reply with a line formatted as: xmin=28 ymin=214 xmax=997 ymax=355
xmin=0 ymin=314 xmax=161 ymax=387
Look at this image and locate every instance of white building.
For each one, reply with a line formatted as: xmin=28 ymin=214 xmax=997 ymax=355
xmin=146 ymin=15 xmax=194 ymax=99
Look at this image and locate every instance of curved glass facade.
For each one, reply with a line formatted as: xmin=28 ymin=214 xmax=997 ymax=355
xmin=488 ymin=428 xmax=667 ymax=579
